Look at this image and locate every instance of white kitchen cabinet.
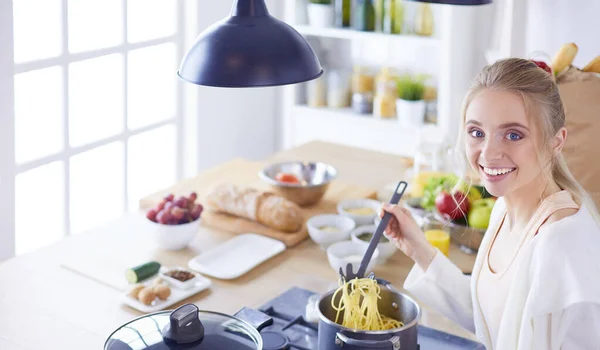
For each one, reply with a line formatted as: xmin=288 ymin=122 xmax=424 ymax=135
xmin=280 ymin=1 xmax=494 ymax=158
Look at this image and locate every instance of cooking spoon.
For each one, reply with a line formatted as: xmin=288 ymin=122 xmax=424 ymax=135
xmin=339 ymin=181 xmax=408 ymax=281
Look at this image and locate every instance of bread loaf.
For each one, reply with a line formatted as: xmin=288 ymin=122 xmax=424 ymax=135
xmin=205 ymin=183 xmax=303 ymax=232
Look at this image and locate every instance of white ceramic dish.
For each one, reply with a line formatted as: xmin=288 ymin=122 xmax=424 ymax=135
xmin=147 ymin=217 xmax=200 ymax=251
xmin=326 ymin=241 xmax=379 ymax=275
xmin=159 ymin=266 xmax=200 ymax=290
xmin=350 ymin=224 xmax=397 ymax=264
xmin=306 ymin=214 xmax=356 ymax=249
xmin=122 ymin=270 xmax=211 ymax=313
xmin=188 ymin=233 xmax=286 ymax=280
xmin=337 ymin=198 xmax=382 ymax=225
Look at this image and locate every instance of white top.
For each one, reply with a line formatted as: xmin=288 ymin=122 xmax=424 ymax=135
xmin=404 ymin=195 xmax=600 ymax=349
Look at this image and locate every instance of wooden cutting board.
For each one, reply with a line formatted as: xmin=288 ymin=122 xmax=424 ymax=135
xmin=139 ymin=158 xmax=378 ymax=247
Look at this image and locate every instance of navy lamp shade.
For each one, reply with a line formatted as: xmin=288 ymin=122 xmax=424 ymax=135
xmin=177 ymin=0 xmax=324 ymax=88
xmin=404 ymin=0 xmax=492 ymax=5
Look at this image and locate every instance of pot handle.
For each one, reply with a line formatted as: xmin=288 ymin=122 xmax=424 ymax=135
xmin=335 ymin=332 xmax=401 ymax=349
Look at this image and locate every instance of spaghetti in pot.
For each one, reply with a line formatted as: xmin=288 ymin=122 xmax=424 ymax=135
xmin=331 ymin=277 xmax=404 ymax=331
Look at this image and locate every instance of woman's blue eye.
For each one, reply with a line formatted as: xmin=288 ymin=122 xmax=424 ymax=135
xmin=469 ymin=129 xmax=484 ymax=138
xmin=507 ymin=132 xmax=522 ymax=141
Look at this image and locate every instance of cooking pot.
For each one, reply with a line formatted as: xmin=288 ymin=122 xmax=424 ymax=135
xmin=104 ymin=304 xmax=272 ymax=350
xmin=317 ymin=279 xmax=421 ymax=350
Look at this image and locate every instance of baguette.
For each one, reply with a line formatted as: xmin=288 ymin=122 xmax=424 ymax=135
xmin=551 ymin=43 xmax=578 ymax=75
xmin=583 ymin=56 xmax=600 ymax=73
xmin=205 ymin=183 xmax=303 ymax=232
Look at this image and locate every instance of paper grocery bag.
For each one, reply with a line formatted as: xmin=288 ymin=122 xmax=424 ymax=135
xmin=557 ymin=67 xmax=600 ymax=208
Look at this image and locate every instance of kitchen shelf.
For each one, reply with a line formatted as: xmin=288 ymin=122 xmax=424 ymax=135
xmin=293 ymin=25 xmax=440 ymax=49
xmin=290 ymin=105 xmax=440 ymax=157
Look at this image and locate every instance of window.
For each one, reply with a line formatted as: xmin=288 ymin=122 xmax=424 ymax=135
xmin=0 ymin=0 xmax=199 ymax=259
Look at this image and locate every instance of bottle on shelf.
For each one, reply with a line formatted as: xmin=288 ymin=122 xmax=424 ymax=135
xmin=334 ymin=0 xmax=351 ymax=27
xmin=414 ymin=3 xmax=434 ymax=36
xmin=353 ymin=0 xmax=376 ymax=32
xmin=382 ymin=0 xmax=403 ymax=34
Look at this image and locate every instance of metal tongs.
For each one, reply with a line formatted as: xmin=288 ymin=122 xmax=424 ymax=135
xmin=339 ymin=181 xmax=408 ymax=281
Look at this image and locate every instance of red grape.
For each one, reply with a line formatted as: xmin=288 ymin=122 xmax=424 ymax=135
xmin=174 ymin=196 xmax=188 ymax=209
xmin=146 ymin=209 xmax=158 ymax=221
xmin=189 ymin=192 xmax=197 ymax=202
xmin=191 ymin=205 xmax=202 ymax=220
xmin=171 ymin=206 xmax=186 ymax=220
xmin=156 ymin=209 xmax=169 ymax=224
xmin=156 ymin=200 xmax=166 ymax=211
xmin=164 ymin=201 xmax=175 ymax=211
xmin=164 ymin=193 xmax=174 ymax=202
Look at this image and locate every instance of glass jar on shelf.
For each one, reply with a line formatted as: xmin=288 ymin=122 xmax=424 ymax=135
xmin=306 ymin=74 xmax=327 ymax=107
xmin=327 ymin=69 xmax=352 ymax=108
xmin=373 ymin=67 xmax=397 ymax=119
xmin=423 ymin=84 xmax=438 ymax=124
xmin=414 ymin=3 xmax=434 ymax=36
xmin=351 ymin=66 xmax=375 ymax=114
xmin=353 ymin=0 xmax=376 ymax=32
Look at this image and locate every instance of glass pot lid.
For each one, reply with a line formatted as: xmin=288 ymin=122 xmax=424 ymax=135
xmin=105 ymin=304 xmax=262 ymax=350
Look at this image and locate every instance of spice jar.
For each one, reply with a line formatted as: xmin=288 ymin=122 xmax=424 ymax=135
xmin=373 ymin=67 xmax=397 ymax=119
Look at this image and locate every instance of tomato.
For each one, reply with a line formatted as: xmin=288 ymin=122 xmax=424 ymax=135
xmin=275 ymin=172 xmax=300 ymax=184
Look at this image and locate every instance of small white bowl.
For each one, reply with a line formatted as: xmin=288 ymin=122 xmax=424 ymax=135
xmin=326 ymin=241 xmax=380 ymax=275
xmin=148 ymin=217 xmax=200 ymax=250
xmin=159 ymin=266 xmax=199 ymax=290
xmin=337 ymin=199 xmax=382 ymax=226
xmin=350 ymin=224 xmax=397 ymax=264
xmin=306 ymin=214 xmax=356 ymax=249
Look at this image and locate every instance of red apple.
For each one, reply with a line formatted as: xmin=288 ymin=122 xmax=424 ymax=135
xmin=435 ymin=191 xmax=470 ymax=220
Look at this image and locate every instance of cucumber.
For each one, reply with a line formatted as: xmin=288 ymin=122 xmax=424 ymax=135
xmin=125 ymin=261 xmax=161 ymax=284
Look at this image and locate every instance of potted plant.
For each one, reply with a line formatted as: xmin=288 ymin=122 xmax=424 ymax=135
xmin=307 ymin=0 xmax=334 ymax=28
xmin=396 ymin=74 xmax=427 ymax=128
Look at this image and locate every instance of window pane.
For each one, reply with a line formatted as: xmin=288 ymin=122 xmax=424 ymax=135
xmin=127 ymin=0 xmax=176 ymax=43
xmin=16 ymin=162 xmax=65 ymax=255
xmin=68 ymin=0 xmax=123 ymax=53
xmin=14 ymin=67 xmax=64 ymax=164
xmin=127 ymin=44 xmax=177 ymax=130
xmin=69 ymin=54 xmax=124 ymax=147
xmin=70 ymin=142 xmax=124 ymax=234
xmin=13 ymin=0 xmax=62 ymax=63
xmin=127 ymin=125 xmax=176 ymax=211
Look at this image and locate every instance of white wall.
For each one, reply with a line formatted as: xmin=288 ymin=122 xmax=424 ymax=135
xmin=188 ymin=1 xmax=283 ymax=174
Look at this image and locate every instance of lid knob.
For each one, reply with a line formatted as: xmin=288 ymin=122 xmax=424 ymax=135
xmin=162 ymin=304 xmax=205 ymax=344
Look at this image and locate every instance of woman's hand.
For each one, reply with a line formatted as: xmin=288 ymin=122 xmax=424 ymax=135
xmin=380 ymin=203 xmax=438 ymax=271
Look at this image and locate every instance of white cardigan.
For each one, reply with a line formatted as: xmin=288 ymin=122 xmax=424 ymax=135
xmin=404 ymin=197 xmax=600 ymax=349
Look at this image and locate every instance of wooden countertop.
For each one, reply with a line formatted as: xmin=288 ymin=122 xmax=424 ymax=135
xmin=0 ymin=141 xmax=478 ymax=350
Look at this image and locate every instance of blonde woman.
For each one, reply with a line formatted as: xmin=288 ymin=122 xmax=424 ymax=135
xmin=382 ymin=58 xmax=600 ymax=349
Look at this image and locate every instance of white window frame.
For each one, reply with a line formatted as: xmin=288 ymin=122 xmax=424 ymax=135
xmin=0 ymin=0 xmax=200 ymax=261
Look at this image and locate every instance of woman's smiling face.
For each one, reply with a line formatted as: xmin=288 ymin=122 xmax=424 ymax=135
xmin=465 ymin=89 xmax=547 ymax=197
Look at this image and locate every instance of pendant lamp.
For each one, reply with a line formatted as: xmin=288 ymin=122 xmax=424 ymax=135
xmin=404 ymin=0 xmax=492 ymax=5
xmin=178 ymin=0 xmax=323 ymax=88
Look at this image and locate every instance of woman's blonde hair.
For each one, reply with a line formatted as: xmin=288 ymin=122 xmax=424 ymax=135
xmin=455 ymin=58 xmax=600 ymax=221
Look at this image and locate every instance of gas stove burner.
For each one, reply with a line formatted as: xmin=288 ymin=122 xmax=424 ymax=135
xmin=261 ymin=330 xmax=290 ymax=350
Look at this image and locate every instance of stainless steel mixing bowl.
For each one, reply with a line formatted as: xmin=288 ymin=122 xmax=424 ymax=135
xmin=258 ymin=161 xmax=337 ymax=206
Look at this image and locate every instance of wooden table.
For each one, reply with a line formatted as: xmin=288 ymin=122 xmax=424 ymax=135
xmin=0 ymin=141 xmax=478 ymax=350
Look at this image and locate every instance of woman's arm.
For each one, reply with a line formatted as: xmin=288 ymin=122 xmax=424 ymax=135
xmin=532 ymin=302 xmax=600 ymax=350
xmin=404 ymin=250 xmax=475 ymax=333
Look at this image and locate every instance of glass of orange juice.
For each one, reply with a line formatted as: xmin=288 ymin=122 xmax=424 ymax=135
xmin=422 ymin=215 xmax=451 ymax=256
